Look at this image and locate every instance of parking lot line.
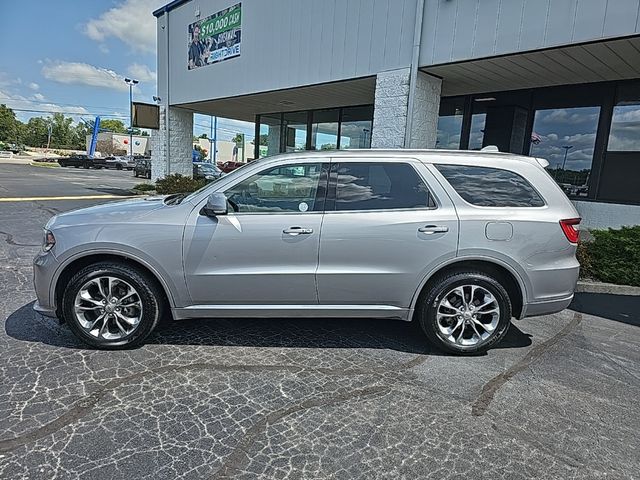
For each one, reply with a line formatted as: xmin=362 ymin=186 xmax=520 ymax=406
xmin=0 ymin=195 xmax=137 ymax=202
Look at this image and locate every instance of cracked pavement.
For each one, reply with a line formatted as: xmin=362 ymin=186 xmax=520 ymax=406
xmin=1 ymin=164 xmax=639 ymax=479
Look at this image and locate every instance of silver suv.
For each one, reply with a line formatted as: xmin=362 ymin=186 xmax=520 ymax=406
xmin=33 ymin=150 xmax=581 ymax=354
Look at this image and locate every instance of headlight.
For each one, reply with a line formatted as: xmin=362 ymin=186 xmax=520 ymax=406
xmin=43 ymin=229 xmax=56 ymax=252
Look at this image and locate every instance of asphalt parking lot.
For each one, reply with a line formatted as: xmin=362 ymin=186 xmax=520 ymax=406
xmin=0 ymin=162 xmax=639 ymax=479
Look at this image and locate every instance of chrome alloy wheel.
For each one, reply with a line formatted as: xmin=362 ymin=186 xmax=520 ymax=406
xmin=73 ymin=276 xmax=143 ymax=340
xmin=436 ymin=285 xmax=500 ymax=347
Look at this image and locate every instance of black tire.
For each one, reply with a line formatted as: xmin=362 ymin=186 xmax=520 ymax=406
xmin=147 ymin=172 xmax=151 ymax=179
xmin=61 ymin=262 xmax=165 ymax=349
xmin=74 ymin=165 xmax=80 ymax=168
xmin=83 ymin=162 xmax=90 ymax=169
xmin=417 ymin=271 xmax=511 ymax=355
xmin=134 ymin=171 xmax=139 ymax=177
xmin=116 ymin=163 xmax=123 ymax=170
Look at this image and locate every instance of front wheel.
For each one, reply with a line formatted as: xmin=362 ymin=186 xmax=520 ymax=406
xmin=61 ymin=262 xmax=164 ymax=349
xmin=418 ymin=271 xmax=511 ymax=355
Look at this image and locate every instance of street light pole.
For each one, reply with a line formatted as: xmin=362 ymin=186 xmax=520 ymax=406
xmin=124 ymin=78 xmax=139 ymax=158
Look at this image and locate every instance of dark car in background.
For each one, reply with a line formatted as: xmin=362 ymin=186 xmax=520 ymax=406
xmin=133 ymin=157 xmax=151 ymax=179
xmin=58 ymin=155 xmax=106 ymax=169
xmin=193 ymin=162 xmax=224 ymax=181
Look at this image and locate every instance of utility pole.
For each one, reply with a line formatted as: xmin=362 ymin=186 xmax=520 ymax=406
xmin=124 ymin=77 xmax=139 ymax=158
xmin=561 ymin=145 xmax=573 ymax=170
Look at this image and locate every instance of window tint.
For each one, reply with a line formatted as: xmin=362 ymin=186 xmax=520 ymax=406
xmin=333 ymin=162 xmax=435 ymax=211
xmin=435 ymin=164 xmax=545 ymax=207
xmin=225 ymin=163 xmax=325 ymax=213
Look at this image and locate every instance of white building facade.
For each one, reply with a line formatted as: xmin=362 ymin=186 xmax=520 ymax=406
xmin=153 ymin=0 xmax=640 ymax=228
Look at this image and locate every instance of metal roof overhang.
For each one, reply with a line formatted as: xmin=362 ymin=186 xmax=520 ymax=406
xmin=175 ymin=76 xmax=377 ymax=122
xmin=422 ymin=35 xmax=640 ymax=97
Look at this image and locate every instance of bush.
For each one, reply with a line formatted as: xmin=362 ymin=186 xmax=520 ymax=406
xmin=155 ymin=174 xmax=206 ymax=195
xmin=133 ymin=183 xmax=156 ymax=192
xmin=578 ymin=226 xmax=640 ymax=286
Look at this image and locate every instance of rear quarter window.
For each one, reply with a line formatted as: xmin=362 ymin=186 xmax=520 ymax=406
xmin=435 ymin=164 xmax=545 ymax=207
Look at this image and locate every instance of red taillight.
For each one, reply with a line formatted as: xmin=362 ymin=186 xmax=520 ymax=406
xmin=559 ymin=218 xmax=581 ymax=244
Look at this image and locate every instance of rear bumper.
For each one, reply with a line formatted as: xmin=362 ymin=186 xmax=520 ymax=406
xmin=521 ymin=293 xmax=574 ymax=318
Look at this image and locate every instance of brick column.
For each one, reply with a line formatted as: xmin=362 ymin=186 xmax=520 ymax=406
xmin=370 ymin=68 xmax=442 ymax=149
xmin=150 ymin=106 xmax=193 ymax=180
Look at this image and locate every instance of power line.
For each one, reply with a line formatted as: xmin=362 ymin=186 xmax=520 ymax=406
xmin=10 ymin=108 xmax=129 ymax=118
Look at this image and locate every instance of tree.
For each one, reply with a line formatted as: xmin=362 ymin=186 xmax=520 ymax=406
xmin=22 ymin=116 xmax=50 ymax=147
xmin=100 ymin=119 xmax=127 ymax=134
xmin=232 ymin=133 xmax=245 ymax=145
xmin=259 ymin=134 xmax=268 ymax=146
xmin=0 ymin=104 xmax=21 ymax=143
xmin=49 ymin=113 xmax=74 ymax=148
xmin=198 ymin=133 xmax=208 ymax=139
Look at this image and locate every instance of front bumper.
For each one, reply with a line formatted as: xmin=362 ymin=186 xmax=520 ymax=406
xmin=33 ymin=250 xmax=59 ymax=317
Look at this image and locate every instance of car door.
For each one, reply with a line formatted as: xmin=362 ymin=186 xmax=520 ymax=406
xmin=183 ymin=160 xmax=328 ymax=307
xmin=316 ymin=158 xmax=459 ymax=310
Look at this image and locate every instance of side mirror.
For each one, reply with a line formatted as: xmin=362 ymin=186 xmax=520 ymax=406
xmin=201 ymin=192 xmax=228 ymax=217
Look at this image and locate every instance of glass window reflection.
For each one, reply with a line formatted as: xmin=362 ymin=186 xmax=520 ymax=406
xmin=283 ymin=112 xmax=308 ymax=152
xmin=257 ymin=114 xmax=282 ymax=158
xmin=608 ymin=84 xmax=640 ymax=151
xmin=529 ymin=106 xmax=600 ymax=197
xmin=311 ymin=109 xmax=339 ymax=150
xmin=436 ymin=97 xmax=464 ymax=149
xmin=340 ymin=106 xmax=373 ymax=149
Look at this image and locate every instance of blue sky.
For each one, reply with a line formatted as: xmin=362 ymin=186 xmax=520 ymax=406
xmin=0 ymin=0 xmax=254 ymax=141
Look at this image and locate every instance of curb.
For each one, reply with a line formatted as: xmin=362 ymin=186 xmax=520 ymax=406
xmin=576 ymin=280 xmax=640 ymax=296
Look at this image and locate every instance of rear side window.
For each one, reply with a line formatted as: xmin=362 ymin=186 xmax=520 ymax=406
xmin=332 ymin=162 xmax=435 ymax=211
xmin=435 ymin=164 xmax=545 ymax=207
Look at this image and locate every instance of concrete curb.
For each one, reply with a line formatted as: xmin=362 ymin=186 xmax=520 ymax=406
xmin=576 ymin=280 xmax=640 ymax=296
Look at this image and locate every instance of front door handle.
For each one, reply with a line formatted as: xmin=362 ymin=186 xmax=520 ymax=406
xmin=283 ymin=227 xmax=314 ymax=236
xmin=418 ymin=225 xmax=449 ymax=234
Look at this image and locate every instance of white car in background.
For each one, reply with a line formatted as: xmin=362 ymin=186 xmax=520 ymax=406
xmin=104 ymin=156 xmax=135 ymax=171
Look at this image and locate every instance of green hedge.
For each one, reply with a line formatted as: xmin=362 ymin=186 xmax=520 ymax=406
xmin=155 ymin=174 xmax=206 ymax=195
xmin=577 ymin=226 xmax=640 ymax=286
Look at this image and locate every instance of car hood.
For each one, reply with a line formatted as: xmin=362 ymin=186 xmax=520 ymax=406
xmin=47 ymin=196 xmax=171 ymax=228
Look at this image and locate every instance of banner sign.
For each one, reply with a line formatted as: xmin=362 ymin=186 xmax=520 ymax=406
xmin=188 ymin=3 xmax=241 ymax=70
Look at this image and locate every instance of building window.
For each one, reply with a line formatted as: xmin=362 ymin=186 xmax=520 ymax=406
xmin=339 ymin=106 xmax=373 ymax=149
xmin=283 ymin=111 xmax=308 ymax=152
xmin=607 ymin=83 xmax=640 ymax=151
xmin=436 ymin=97 xmax=464 ymax=149
xmin=311 ymin=109 xmax=339 ymax=150
xmin=529 ymin=106 xmax=600 ymax=198
xmin=468 ymin=113 xmax=486 ymax=150
xmin=257 ymin=114 xmax=282 ymax=158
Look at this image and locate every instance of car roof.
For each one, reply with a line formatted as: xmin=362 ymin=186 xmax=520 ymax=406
xmin=257 ymin=148 xmax=544 ymax=168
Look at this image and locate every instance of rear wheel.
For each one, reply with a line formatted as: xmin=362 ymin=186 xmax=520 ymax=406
xmin=83 ymin=162 xmax=90 ymax=169
xmin=418 ymin=271 xmax=511 ymax=355
xmin=116 ymin=163 xmax=123 ymax=170
xmin=61 ymin=262 xmax=164 ymax=349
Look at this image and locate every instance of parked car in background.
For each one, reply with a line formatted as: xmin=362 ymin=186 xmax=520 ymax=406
xmin=217 ymin=161 xmax=244 ymax=173
xmin=34 ymin=149 xmax=581 ymax=353
xmin=105 ymin=156 xmax=135 ymax=170
xmin=58 ymin=155 xmax=106 ymax=169
xmin=133 ymin=157 xmax=151 ymax=179
xmin=193 ymin=161 xmax=224 ymax=181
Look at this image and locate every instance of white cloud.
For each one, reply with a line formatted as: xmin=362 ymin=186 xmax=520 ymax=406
xmin=0 ymin=88 xmax=89 ymax=118
xmin=32 ymin=93 xmax=45 ymax=101
xmin=28 ymin=82 xmax=39 ymax=91
xmin=127 ymin=63 xmax=157 ymax=83
xmin=83 ymin=0 xmax=164 ymax=53
xmin=41 ymin=61 xmax=132 ymax=92
xmin=99 ymin=44 xmax=110 ymax=54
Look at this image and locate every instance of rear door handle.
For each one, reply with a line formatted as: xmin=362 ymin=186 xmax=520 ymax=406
xmin=283 ymin=227 xmax=314 ymax=235
xmin=418 ymin=225 xmax=449 ymax=234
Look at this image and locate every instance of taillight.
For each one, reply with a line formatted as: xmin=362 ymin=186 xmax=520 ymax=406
xmin=559 ymin=218 xmax=581 ymax=244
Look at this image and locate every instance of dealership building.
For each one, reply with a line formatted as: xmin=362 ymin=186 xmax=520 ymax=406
xmin=152 ymin=0 xmax=640 ymax=228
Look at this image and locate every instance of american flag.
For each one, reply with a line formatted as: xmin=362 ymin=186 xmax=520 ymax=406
xmin=531 ymin=132 xmax=542 ymax=145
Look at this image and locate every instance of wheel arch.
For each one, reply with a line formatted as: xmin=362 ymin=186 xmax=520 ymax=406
xmin=411 ymin=257 xmax=526 ymax=320
xmin=53 ymin=252 xmax=174 ymax=318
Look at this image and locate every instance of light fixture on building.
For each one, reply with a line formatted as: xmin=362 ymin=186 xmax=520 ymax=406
xmin=278 ymin=100 xmax=295 ymax=106
xmin=474 ymin=97 xmax=497 ymax=102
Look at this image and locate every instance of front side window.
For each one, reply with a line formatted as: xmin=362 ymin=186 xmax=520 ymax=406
xmin=224 ymin=163 xmax=325 ymax=213
xmin=436 ymin=164 xmax=545 ymax=207
xmin=332 ymin=162 xmax=435 ymax=211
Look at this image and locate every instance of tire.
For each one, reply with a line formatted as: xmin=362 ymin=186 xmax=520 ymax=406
xmin=83 ymin=162 xmax=90 ymax=169
xmin=116 ymin=164 xmax=123 ymax=170
xmin=147 ymin=172 xmax=151 ymax=179
xmin=61 ymin=262 xmax=165 ymax=349
xmin=134 ymin=171 xmax=139 ymax=177
xmin=417 ymin=271 xmax=511 ymax=355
